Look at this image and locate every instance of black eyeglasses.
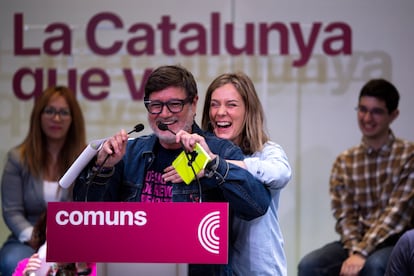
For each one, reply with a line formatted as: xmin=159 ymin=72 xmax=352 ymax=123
xmin=144 ymin=97 xmax=192 ymax=115
xmin=43 ymin=106 xmax=71 ymax=118
xmin=355 ymin=106 xmax=387 ymax=117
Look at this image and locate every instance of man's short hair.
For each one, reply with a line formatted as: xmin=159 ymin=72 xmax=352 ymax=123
xmin=144 ymin=65 xmax=198 ymax=101
xmin=359 ymin=79 xmax=400 ymax=113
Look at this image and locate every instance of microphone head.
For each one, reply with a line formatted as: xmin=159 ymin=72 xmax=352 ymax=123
xmin=127 ymin=123 xmax=145 ymax=135
xmin=134 ymin=123 xmax=145 ymax=133
xmin=158 ymin=123 xmax=169 ymax=131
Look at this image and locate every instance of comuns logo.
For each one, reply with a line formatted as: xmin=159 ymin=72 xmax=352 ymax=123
xmin=197 ymin=211 xmax=221 ymax=254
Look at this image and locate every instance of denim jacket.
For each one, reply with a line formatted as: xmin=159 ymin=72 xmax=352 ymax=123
xmin=74 ymin=124 xmax=270 ymax=219
xmin=73 ymin=123 xmax=271 ymax=275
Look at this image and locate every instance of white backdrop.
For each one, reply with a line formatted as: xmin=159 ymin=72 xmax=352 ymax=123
xmin=1 ymin=0 xmax=414 ymax=275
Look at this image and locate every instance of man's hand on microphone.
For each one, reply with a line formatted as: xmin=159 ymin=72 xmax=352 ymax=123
xmin=96 ymin=129 xmax=128 ymax=168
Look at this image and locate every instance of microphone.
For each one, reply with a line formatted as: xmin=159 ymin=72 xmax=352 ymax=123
xmin=158 ymin=122 xmax=187 ymax=151
xmin=59 ymin=123 xmax=145 ymax=189
xmin=157 ymin=122 xmax=200 ymax=162
xmin=81 ymin=123 xmax=145 ymax=201
xmin=99 ymin=123 xmax=145 ymax=169
xmin=128 ymin=123 xmax=145 ymax=135
xmin=158 ymin=122 xmax=175 ymax=135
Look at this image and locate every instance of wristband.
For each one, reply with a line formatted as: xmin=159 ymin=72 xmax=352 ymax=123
xmin=204 ymin=157 xmax=219 ymax=178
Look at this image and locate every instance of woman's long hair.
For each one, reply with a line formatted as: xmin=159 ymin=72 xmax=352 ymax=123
xmin=18 ymin=86 xmax=86 ymax=180
xmin=202 ymin=72 xmax=268 ymax=155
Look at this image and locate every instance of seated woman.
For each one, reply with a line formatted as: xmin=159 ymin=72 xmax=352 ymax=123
xmin=0 ymin=86 xmax=86 ymax=276
xmin=12 ymin=211 xmax=96 ymax=276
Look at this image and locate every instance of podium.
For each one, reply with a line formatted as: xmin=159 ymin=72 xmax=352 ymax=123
xmin=46 ymin=202 xmax=229 ymax=264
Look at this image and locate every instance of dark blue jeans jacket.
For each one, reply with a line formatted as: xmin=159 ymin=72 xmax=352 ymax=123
xmin=74 ymin=124 xmax=271 ymax=275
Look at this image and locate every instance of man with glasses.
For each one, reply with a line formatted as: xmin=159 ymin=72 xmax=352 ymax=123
xmin=73 ymin=65 xmax=271 ymax=275
xmin=298 ymin=79 xmax=414 ymax=276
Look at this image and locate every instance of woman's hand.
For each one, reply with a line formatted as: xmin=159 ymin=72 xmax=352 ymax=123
xmin=23 ymin=253 xmax=42 ymax=275
xmin=162 ymin=165 xmax=183 ymax=183
xmin=175 ymin=130 xmax=217 ymax=160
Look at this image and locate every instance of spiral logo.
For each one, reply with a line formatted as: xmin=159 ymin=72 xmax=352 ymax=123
xmin=197 ymin=211 xmax=221 ymax=254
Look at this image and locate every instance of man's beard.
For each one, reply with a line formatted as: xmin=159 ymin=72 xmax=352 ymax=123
xmin=153 ymin=107 xmax=195 ymax=145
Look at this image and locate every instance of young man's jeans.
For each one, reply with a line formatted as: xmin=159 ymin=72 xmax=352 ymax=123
xmin=298 ymin=241 xmax=393 ymax=276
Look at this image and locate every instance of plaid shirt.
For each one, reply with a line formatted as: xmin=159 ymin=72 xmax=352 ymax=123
xmin=330 ymin=131 xmax=414 ymax=256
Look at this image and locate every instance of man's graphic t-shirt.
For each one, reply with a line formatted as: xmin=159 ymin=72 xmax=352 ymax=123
xmin=141 ymin=142 xmax=182 ymax=202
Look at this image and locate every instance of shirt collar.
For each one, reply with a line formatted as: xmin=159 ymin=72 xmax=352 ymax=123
xmin=361 ymin=130 xmax=395 ymax=156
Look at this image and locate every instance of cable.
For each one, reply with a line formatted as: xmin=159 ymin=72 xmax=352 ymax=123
xmin=158 ymin=123 xmax=203 ymax=202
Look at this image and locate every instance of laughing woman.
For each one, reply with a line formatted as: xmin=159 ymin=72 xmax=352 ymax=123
xmin=201 ymin=72 xmax=292 ymax=276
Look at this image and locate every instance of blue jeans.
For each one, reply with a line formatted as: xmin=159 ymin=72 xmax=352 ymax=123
xmin=386 ymin=229 xmax=414 ymax=276
xmin=298 ymin=241 xmax=393 ymax=276
xmin=0 ymin=236 xmax=35 ymax=276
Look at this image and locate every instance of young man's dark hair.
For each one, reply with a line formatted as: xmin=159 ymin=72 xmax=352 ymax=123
xmin=359 ymin=78 xmax=400 ymax=113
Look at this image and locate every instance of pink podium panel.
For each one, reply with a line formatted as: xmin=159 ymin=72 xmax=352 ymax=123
xmin=46 ymin=202 xmax=229 ymax=264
